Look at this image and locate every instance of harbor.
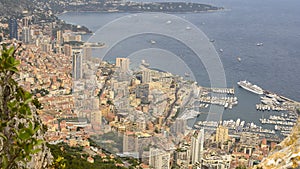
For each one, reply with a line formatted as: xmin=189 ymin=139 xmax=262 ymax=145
xmin=259 ymin=112 xmax=298 ymax=136
xmin=256 ymin=104 xmax=288 ymax=111
xmin=193 ymin=119 xmax=277 ymax=135
xmin=193 ymin=114 xmax=297 ymax=139
xmin=195 ymin=87 xmax=237 ymax=109
xmin=203 ymin=87 xmax=235 ymax=95
xmin=190 ymin=80 xmax=299 ymax=139
xmin=195 ymin=119 xmax=276 ymax=135
xmin=198 ymin=96 xmax=238 ymax=109
xmin=256 ymin=91 xmax=300 ymax=111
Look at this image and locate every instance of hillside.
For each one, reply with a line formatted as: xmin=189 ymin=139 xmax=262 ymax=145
xmin=0 ymin=0 xmax=35 ymax=17
xmin=0 ymin=0 xmax=222 ymax=18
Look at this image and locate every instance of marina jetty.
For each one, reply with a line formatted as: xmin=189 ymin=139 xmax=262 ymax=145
xmin=256 ymin=91 xmax=300 ymax=111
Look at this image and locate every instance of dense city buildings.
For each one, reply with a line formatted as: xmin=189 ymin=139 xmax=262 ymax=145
xmin=1 ymin=1 xmax=299 ymax=168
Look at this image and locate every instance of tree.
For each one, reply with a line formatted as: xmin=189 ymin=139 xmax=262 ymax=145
xmin=0 ymin=45 xmax=52 ymax=168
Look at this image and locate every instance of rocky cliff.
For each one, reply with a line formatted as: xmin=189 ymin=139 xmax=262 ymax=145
xmin=255 ymin=117 xmax=300 ymax=169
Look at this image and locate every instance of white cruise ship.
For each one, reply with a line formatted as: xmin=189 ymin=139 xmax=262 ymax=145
xmin=237 ymin=80 xmax=264 ymax=95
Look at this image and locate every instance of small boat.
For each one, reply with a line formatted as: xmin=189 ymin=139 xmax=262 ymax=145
xmin=166 ymin=20 xmax=172 ymax=24
xmin=219 ymin=49 xmax=223 ymax=52
xmin=141 ymin=60 xmax=150 ymax=67
xmin=210 ymin=39 xmax=215 ymax=43
xmin=256 ymin=43 xmax=263 ymax=46
xmin=150 ymin=40 xmax=156 ymax=44
xmin=237 ymin=57 xmax=241 ymax=62
xmin=224 ymin=102 xmax=229 ymax=108
xmin=186 ymin=26 xmax=191 ymax=30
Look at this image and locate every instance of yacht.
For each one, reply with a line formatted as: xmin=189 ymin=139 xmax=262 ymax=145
xmin=256 ymin=42 xmax=263 ymax=46
xmin=185 ymin=72 xmax=190 ymax=77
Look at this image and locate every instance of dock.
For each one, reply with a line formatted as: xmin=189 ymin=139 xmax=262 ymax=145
xmin=203 ymin=87 xmax=235 ymax=95
xmin=256 ymin=104 xmax=288 ymax=111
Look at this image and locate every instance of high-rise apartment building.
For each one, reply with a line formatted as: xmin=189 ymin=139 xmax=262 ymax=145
xmin=170 ymin=118 xmax=186 ymax=135
xmin=216 ymin=125 xmax=229 ymax=143
xmin=22 ymin=17 xmax=29 ymax=27
xmin=64 ymin=44 xmax=72 ymax=57
xmin=123 ymin=132 xmax=138 ymax=153
xmin=142 ymin=69 xmax=152 ymax=83
xmin=149 ymin=148 xmax=170 ymax=169
xmin=72 ymin=48 xmax=83 ymax=80
xmin=191 ymin=129 xmax=204 ymax=165
xmin=56 ymin=30 xmax=62 ymax=45
xmin=83 ymin=46 xmax=92 ymax=58
xmin=9 ymin=19 xmax=18 ymax=40
xmin=22 ymin=27 xmax=31 ymax=44
xmin=116 ymin=57 xmax=130 ymax=72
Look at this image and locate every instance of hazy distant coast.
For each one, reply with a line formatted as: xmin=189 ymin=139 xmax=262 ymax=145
xmin=62 ymin=1 xmax=223 ymax=13
xmin=0 ymin=0 xmax=222 ymax=35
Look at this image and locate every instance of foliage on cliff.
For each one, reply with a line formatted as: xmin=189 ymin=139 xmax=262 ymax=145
xmin=47 ymin=143 xmax=127 ymax=169
xmin=0 ymin=45 xmax=52 ymax=169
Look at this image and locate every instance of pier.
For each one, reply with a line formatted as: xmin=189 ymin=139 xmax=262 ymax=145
xmin=198 ymin=96 xmax=238 ymax=109
xmin=256 ymin=91 xmax=300 ymax=111
xmin=203 ymin=87 xmax=235 ymax=95
xmin=84 ymin=42 xmax=106 ymax=48
xmin=256 ymin=104 xmax=288 ymax=111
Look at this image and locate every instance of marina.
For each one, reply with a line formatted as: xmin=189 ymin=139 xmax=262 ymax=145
xmin=198 ymin=96 xmax=238 ymax=109
xmin=194 ymin=113 xmax=298 ymax=138
xmin=204 ymin=87 xmax=235 ymax=95
xmin=259 ymin=112 xmax=298 ymax=137
xmin=193 ymin=87 xmax=237 ymax=109
xmin=256 ymin=91 xmax=300 ymax=111
xmin=256 ymin=104 xmax=287 ymax=111
xmin=194 ymin=119 xmax=277 ymax=135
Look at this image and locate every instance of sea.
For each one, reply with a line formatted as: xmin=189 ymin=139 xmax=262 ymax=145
xmin=58 ymin=0 xmax=300 ymax=127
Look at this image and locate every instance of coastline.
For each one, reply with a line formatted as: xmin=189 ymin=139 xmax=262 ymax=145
xmin=55 ymin=1 xmax=224 ymax=34
xmin=57 ymin=9 xmax=224 ymax=15
xmin=56 ymin=2 xmax=224 ymax=16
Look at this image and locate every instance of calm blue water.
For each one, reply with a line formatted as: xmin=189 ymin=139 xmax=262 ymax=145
xmin=58 ymin=0 xmax=300 ymax=125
